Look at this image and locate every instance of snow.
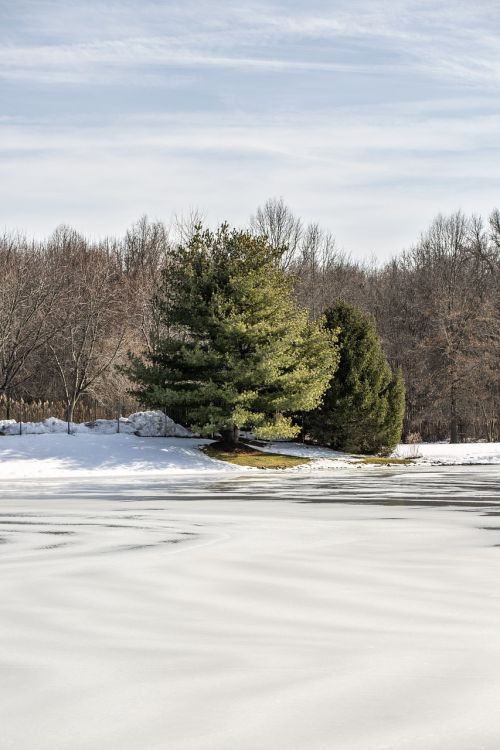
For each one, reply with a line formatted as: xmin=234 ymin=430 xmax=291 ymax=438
xmin=259 ymin=440 xmax=500 ymax=470
xmin=394 ymin=441 xmax=500 ymax=465
xmin=256 ymin=440 xmax=358 ymax=470
xmin=126 ymin=410 xmax=192 ymax=437
xmin=0 ymin=413 xmax=499 ymax=481
xmin=1 ymin=468 xmax=500 ymax=750
xmin=257 ymin=440 xmax=347 ymax=459
xmin=0 ymin=434 xmax=241 ymax=480
xmin=0 ymin=410 xmax=191 ymax=437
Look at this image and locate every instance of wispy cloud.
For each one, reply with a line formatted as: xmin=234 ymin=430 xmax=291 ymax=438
xmin=0 ymin=38 xmax=393 ymax=83
xmin=3 ymin=1 xmax=500 ymax=87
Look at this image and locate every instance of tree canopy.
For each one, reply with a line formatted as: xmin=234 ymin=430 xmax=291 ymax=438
xmin=128 ymin=224 xmax=339 ymax=444
xmin=307 ymin=301 xmax=405 ymax=455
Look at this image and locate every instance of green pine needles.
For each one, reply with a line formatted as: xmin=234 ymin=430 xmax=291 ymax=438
xmin=128 ymin=225 xmax=339 ymax=445
xmin=307 ymin=301 xmax=405 ymax=455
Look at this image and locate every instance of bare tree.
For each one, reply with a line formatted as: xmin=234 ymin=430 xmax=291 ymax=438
xmin=46 ymin=231 xmax=127 ymax=430
xmin=371 ymin=213 xmax=499 ymax=442
xmin=173 ymin=208 xmax=206 ymax=246
xmin=292 ymin=224 xmax=366 ymax=318
xmin=250 ymin=197 xmax=303 ymax=269
xmin=0 ymin=232 xmax=64 ymax=408
xmin=120 ymin=216 xmax=170 ymax=352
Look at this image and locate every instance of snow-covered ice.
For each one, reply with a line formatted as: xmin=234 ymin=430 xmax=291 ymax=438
xmin=1 ymin=468 xmax=500 ymax=750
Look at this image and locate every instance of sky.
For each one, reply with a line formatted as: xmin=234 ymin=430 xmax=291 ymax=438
xmin=1 ymin=0 xmax=500 ymax=259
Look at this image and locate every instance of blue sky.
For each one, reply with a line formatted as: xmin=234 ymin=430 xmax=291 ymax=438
xmin=1 ymin=0 xmax=500 ymax=258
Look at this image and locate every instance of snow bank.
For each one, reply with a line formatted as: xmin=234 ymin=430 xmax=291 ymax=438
xmin=0 ymin=410 xmax=191 ymax=438
xmin=127 ymin=410 xmax=191 ymax=437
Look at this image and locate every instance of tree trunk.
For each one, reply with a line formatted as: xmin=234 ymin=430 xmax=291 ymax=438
xmin=220 ymin=426 xmax=240 ymax=449
xmin=450 ymin=386 xmax=458 ymax=444
xmin=67 ymin=402 xmax=75 ymax=435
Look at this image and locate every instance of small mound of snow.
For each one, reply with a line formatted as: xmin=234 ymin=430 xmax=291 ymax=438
xmin=0 ymin=419 xmax=18 ymax=435
xmin=127 ymin=411 xmax=192 ymax=437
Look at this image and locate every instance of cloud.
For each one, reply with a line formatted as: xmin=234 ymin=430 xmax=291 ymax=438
xmin=2 ymin=0 xmax=500 ymax=258
xmin=0 ymin=38 xmax=393 ymax=84
xmin=1 ymin=102 xmax=499 ymax=257
xmin=2 ymin=0 xmax=500 ymax=88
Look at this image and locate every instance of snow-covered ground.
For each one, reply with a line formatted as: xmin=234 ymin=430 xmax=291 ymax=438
xmin=1 ymin=469 xmax=500 ymax=750
xmin=263 ymin=440 xmax=500 ymax=467
xmin=264 ymin=440 xmax=500 ymax=466
xmin=0 ymin=413 xmax=499 ymax=480
xmin=394 ymin=441 xmax=500 ymax=465
xmin=0 ymin=434 xmax=238 ymax=480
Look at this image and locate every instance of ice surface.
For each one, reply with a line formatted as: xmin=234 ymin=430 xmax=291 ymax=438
xmin=1 ymin=467 xmax=500 ymax=749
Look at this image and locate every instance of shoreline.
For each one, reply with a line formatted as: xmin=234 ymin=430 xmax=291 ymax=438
xmin=0 ymin=432 xmax=499 ymax=483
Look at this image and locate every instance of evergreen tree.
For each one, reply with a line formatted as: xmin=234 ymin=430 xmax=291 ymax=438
xmin=384 ymin=367 xmax=406 ymax=451
xmin=307 ymin=301 xmax=405 ymax=454
xmin=128 ymin=224 xmax=339 ymax=446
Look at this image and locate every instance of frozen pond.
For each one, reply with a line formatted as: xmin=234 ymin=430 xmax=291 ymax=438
xmin=1 ymin=466 xmax=500 ymax=749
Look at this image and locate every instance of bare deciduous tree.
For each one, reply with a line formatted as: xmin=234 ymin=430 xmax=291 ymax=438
xmin=250 ymin=197 xmax=303 ymax=269
xmin=0 ymin=233 xmax=63 ymax=409
xmin=46 ymin=231 xmax=127 ymax=430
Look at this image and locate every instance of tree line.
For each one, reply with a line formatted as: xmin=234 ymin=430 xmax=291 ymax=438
xmin=1 ymin=201 xmax=499 ymax=442
xmin=253 ymin=199 xmax=500 ymax=443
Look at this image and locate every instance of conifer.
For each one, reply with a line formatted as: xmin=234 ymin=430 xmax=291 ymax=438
xmin=129 ymin=225 xmax=339 ymax=446
xmin=307 ymin=301 xmax=405 ymax=454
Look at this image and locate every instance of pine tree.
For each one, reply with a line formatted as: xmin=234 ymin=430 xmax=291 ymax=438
xmin=307 ymin=301 xmax=405 ymax=454
xmin=128 ymin=225 xmax=339 ymax=446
